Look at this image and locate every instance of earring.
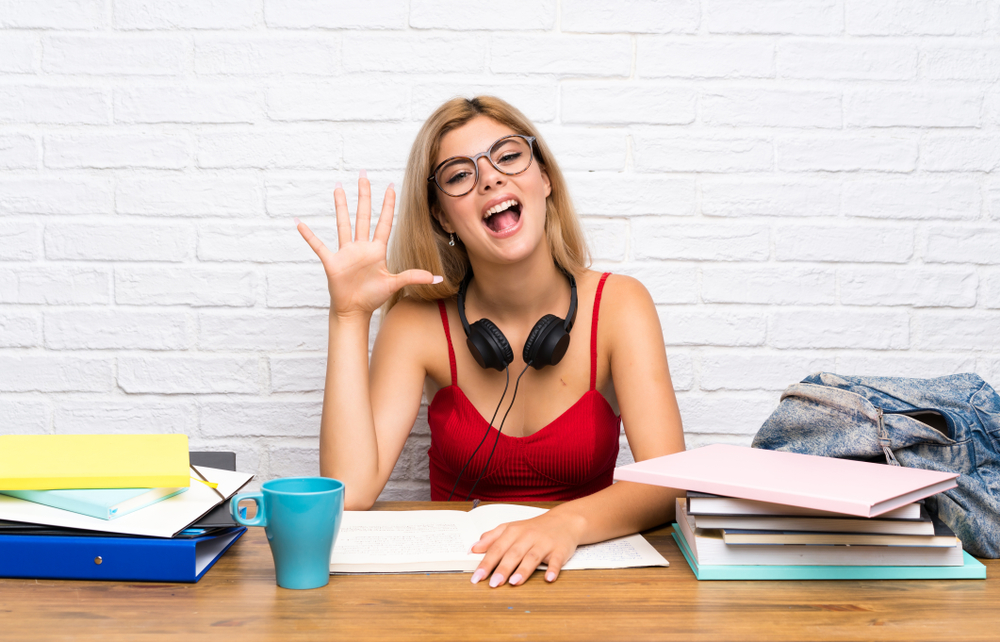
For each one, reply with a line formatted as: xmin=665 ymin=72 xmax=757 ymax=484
xmin=449 ymin=233 xmax=455 ymax=247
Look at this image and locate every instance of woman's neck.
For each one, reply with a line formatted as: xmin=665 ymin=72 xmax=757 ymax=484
xmin=465 ymin=252 xmax=569 ymax=324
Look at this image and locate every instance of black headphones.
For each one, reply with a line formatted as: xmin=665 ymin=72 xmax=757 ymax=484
xmin=457 ymin=267 xmax=578 ymax=371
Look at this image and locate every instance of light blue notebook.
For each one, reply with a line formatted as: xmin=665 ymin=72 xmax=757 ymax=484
xmin=0 ymin=487 xmax=188 ymax=520
xmin=672 ymin=524 xmax=986 ymax=581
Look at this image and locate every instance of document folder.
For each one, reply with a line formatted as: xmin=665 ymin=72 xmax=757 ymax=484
xmin=0 ymin=527 xmax=246 ymax=582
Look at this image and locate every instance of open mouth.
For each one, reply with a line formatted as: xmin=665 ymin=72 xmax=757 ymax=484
xmin=482 ymin=199 xmax=522 ymax=233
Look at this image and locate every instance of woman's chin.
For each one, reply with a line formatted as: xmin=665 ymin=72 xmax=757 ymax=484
xmin=485 ymin=235 xmax=550 ymax=267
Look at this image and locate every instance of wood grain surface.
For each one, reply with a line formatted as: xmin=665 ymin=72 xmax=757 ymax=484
xmin=1 ymin=501 xmax=995 ymax=642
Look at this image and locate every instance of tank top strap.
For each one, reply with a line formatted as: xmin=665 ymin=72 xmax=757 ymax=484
xmin=590 ymin=273 xmax=612 ymax=391
xmin=437 ymin=300 xmax=458 ymax=386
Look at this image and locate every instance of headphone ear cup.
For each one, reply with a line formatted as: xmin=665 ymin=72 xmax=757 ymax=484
xmin=523 ymin=314 xmax=570 ymax=369
xmin=467 ymin=319 xmax=514 ymax=371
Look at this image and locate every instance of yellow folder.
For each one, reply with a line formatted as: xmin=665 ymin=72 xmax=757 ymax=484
xmin=0 ymin=434 xmax=190 ymax=490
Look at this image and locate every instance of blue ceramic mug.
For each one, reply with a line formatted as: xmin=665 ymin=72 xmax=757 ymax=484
xmin=230 ymin=477 xmax=344 ymax=590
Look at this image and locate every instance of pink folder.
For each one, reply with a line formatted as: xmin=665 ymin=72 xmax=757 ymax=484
xmin=613 ymin=444 xmax=958 ymax=518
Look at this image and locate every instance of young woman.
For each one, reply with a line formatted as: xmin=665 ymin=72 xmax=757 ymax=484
xmin=296 ymin=96 xmax=685 ymax=588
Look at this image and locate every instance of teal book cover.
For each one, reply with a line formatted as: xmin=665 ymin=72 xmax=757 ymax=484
xmin=672 ymin=525 xmax=986 ymax=581
xmin=0 ymin=487 xmax=188 ymax=520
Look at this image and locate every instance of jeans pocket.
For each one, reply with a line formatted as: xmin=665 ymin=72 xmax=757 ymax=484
xmin=971 ymin=384 xmax=1000 ymax=438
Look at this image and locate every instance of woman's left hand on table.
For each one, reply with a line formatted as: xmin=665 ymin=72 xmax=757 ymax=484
xmin=469 ymin=510 xmax=586 ymax=587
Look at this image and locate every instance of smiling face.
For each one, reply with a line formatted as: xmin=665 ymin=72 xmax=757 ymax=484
xmin=431 ymin=116 xmax=552 ymax=267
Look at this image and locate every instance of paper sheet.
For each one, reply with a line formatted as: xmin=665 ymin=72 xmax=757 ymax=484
xmin=195 ymin=528 xmax=245 ymax=575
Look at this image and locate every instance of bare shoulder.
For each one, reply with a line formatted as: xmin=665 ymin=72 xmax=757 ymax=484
xmin=588 ymin=271 xmax=663 ymax=355
xmin=375 ymin=296 xmax=448 ymax=367
xmin=378 ymin=296 xmax=442 ymax=344
xmin=376 ymin=296 xmax=454 ymax=387
xmin=593 ymin=272 xmax=657 ymax=321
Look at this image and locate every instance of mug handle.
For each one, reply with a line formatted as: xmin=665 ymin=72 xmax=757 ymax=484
xmin=230 ymin=492 xmax=267 ymax=527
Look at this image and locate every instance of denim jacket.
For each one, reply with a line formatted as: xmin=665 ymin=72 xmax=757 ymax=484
xmin=752 ymin=372 xmax=1000 ymax=558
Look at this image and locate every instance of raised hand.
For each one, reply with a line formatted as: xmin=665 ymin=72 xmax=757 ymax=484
xmin=296 ymin=172 xmax=441 ymax=321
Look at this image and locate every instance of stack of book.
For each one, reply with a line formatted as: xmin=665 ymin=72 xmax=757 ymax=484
xmin=0 ymin=434 xmax=253 ymax=583
xmin=673 ymin=491 xmax=982 ymax=579
xmin=615 ymin=444 xmax=986 ymax=580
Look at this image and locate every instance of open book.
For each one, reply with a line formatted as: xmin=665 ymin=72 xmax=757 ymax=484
xmin=329 ymin=504 xmax=668 ymax=574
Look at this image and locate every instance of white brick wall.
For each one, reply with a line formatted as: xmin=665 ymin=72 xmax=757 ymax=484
xmin=2 ymin=2 xmax=998 ymax=500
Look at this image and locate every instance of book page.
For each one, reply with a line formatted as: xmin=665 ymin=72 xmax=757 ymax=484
xmin=330 ymin=510 xmax=482 ymax=571
xmin=329 ymin=505 xmax=667 ymax=574
xmin=562 ymin=534 xmax=668 ymax=570
xmin=469 ymin=503 xmax=667 ymax=570
xmin=467 ymin=503 xmax=548 ymax=535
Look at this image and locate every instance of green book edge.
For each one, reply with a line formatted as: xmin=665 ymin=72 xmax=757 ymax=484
xmin=671 ymin=524 xmax=986 ymax=581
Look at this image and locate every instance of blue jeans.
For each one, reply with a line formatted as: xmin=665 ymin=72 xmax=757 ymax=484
xmin=752 ymin=372 xmax=1000 ymax=558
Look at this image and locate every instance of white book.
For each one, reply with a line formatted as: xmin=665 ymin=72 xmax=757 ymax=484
xmin=676 ymin=498 xmax=963 ymax=567
xmin=720 ymin=524 xmax=958 ymax=547
xmin=685 ymin=491 xmax=924 ymax=520
xmin=329 ymin=504 xmax=668 ymax=574
xmin=693 ymin=512 xmax=935 ymax=536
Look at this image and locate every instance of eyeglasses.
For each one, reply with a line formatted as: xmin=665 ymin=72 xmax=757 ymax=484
xmin=427 ymin=135 xmax=536 ymax=198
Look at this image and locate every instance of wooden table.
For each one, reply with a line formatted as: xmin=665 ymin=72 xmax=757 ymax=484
xmin=1 ymin=501 xmax=996 ymax=641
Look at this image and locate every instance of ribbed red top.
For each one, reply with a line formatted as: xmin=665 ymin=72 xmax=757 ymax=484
xmin=427 ymin=273 xmax=620 ymax=502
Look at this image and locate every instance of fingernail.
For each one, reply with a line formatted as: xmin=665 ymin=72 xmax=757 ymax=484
xmin=388 ymin=182 xmax=394 ymax=190
xmin=432 ymin=275 xmax=444 ymax=284
xmin=510 ymin=573 xmax=522 ymax=586
xmin=470 ymin=569 xmax=486 ymax=584
xmin=489 ymin=573 xmax=503 ymax=588
xmin=545 ymin=571 xmax=556 ymax=582
xmin=293 ymin=217 xmax=301 ymax=225
xmin=335 ymin=182 xmax=343 ymax=190
xmin=359 ymin=169 xmax=367 ymax=179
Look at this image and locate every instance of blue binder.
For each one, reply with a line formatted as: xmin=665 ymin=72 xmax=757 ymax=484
xmin=0 ymin=526 xmax=246 ymax=582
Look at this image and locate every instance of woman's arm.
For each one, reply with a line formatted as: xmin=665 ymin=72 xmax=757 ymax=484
xmin=319 ymin=301 xmax=435 ymax=509
xmin=470 ymin=274 xmax=685 ymax=586
xmin=297 ymin=175 xmax=438 ymax=510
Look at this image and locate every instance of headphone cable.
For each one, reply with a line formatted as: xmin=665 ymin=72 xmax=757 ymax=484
xmin=445 ymin=364 xmax=510 ymax=502
xmin=465 ymin=363 xmax=531 ymax=501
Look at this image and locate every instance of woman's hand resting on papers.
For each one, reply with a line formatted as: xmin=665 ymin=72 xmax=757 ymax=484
xmin=469 ymin=510 xmax=587 ymax=587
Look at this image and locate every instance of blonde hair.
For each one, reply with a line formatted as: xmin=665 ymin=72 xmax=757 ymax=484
xmin=384 ymin=96 xmax=590 ymax=314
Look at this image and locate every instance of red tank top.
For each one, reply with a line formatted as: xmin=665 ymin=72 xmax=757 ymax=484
xmin=427 ymin=273 xmax=621 ymax=502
